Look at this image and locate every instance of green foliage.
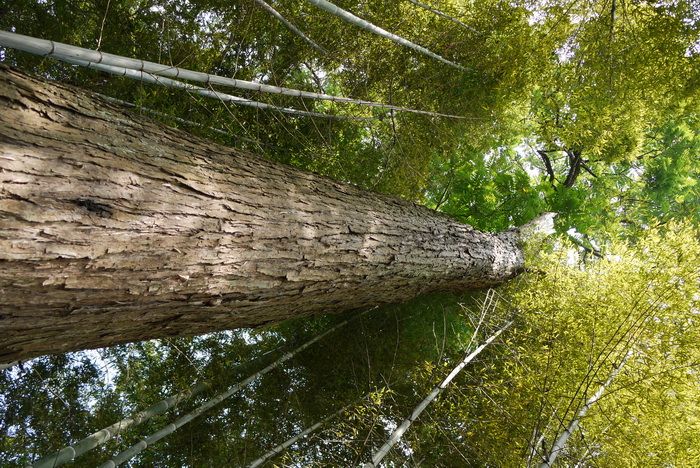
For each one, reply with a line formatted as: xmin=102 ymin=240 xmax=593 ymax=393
xmin=425 ymin=222 xmax=700 ymax=467
xmin=425 ymin=141 xmax=549 ymax=231
xmin=0 ymin=353 xmax=123 ymax=466
xmin=524 ymin=0 xmax=699 ymax=161
xmin=553 ymin=112 xmax=700 ymax=238
xmin=1 ymin=293 xmax=481 ymax=466
xmin=1 ymin=0 xmax=699 ymax=465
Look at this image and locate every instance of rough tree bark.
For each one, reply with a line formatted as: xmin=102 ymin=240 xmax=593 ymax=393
xmin=0 ymin=66 xmax=533 ymax=364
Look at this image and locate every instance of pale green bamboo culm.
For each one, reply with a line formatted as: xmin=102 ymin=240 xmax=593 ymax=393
xmin=304 ymin=0 xmax=475 ymax=72
xmin=97 ymin=310 xmax=373 ymax=468
xmin=28 ymin=382 xmax=210 ymax=468
xmin=247 ymin=405 xmax=351 ymax=468
xmin=539 ymin=351 xmax=632 ymax=468
xmin=0 ymin=30 xmax=465 ymax=119
xmin=61 ymin=56 xmax=374 ymax=120
xmin=28 ymin=339 xmax=286 ymax=468
xmin=365 ymin=294 xmax=512 ymax=467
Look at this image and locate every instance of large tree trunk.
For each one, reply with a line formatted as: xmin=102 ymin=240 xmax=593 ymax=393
xmin=0 ymin=66 xmax=525 ymax=364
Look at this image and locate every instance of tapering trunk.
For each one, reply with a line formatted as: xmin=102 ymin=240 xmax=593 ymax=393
xmin=0 ymin=66 xmax=525 ymax=364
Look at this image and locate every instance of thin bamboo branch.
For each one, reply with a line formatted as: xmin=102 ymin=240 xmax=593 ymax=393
xmin=247 ymin=405 xmax=350 ymax=467
xmin=96 ymin=0 xmax=111 ymax=50
xmin=404 ymin=0 xmax=481 ymax=35
xmin=538 ymin=351 xmax=632 ymax=468
xmin=0 ymin=30 xmax=466 ymax=119
xmin=97 ymin=95 xmax=278 ymax=149
xmin=97 ymin=95 xmax=234 ymax=136
xmin=96 ymin=310 xmax=372 ymax=468
xmin=365 ymin=319 xmax=513 ymax=467
xmin=251 ymin=0 xmax=328 ymax=54
xmin=303 ymin=0 xmax=475 ymax=71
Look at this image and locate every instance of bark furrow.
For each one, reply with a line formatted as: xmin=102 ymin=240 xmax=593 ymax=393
xmin=0 ymin=66 xmax=524 ymax=363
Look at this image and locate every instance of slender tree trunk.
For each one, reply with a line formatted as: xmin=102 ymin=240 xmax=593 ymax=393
xmin=248 ymin=405 xmax=349 ymax=468
xmin=0 ymin=66 xmax=526 ymax=364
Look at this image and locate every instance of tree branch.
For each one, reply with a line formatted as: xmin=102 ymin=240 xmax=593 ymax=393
xmin=563 ymin=149 xmax=583 ymax=188
xmin=537 ymin=150 xmax=558 ymax=186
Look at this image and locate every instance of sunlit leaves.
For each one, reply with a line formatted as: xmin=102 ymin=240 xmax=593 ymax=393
xmin=445 ymin=222 xmax=700 ymax=466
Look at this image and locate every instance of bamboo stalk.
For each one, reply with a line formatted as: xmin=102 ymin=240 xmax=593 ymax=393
xmin=0 ymin=30 xmax=465 ymax=118
xmin=29 ymin=382 xmax=210 ymax=468
xmin=97 ymin=310 xmax=372 ymax=468
xmin=247 ymin=405 xmax=350 ymax=467
xmin=538 ymin=351 xmax=632 ymax=468
xmin=365 ymin=318 xmax=513 ymax=467
xmin=28 ymin=341 xmax=288 ymax=468
xmin=304 ymin=0 xmax=474 ymax=71
xmin=60 ymin=56 xmax=374 ymax=120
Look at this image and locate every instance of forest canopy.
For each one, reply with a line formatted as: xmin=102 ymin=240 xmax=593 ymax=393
xmin=1 ymin=0 xmax=699 ymax=466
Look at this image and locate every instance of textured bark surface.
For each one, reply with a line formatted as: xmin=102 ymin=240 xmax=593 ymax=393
xmin=0 ymin=66 xmax=525 ymax=364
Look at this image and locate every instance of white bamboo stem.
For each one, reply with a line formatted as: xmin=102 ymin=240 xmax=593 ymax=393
xmin=247 ymin=405 xmax=350 ymax=467
xmin=0 ymin=30 xmax=464 ymax=118
xmin=28 ymin=382 xmax=210 ymax=468
xmin=365 ymin=320 xmax=513 ymax=467
xmin=59 ymin=56 xmax=372 ymax=120
xmin=96 ymin=310 xmax=371 ymax=468
xmin=304 ymin=0 xmax=474 ymax=71
xmin=28 ymin=340 xmax=288 ymax=468
xmin=538 ymin=351 xmax=632 ymax=468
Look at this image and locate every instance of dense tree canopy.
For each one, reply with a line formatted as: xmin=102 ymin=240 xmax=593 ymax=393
xmin=1 ymin=0 xmax=699 ymax=466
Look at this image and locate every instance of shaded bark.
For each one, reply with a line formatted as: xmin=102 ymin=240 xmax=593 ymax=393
xmin=0 ymin=66 xmax=526 ymax=364
xmin=538 ymin=150 xmax=557 ymax=186
xmin=539 ymin=147 xmax=590 ymax=189
xmin=563 ymin=149 xmax=582 ymax=188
